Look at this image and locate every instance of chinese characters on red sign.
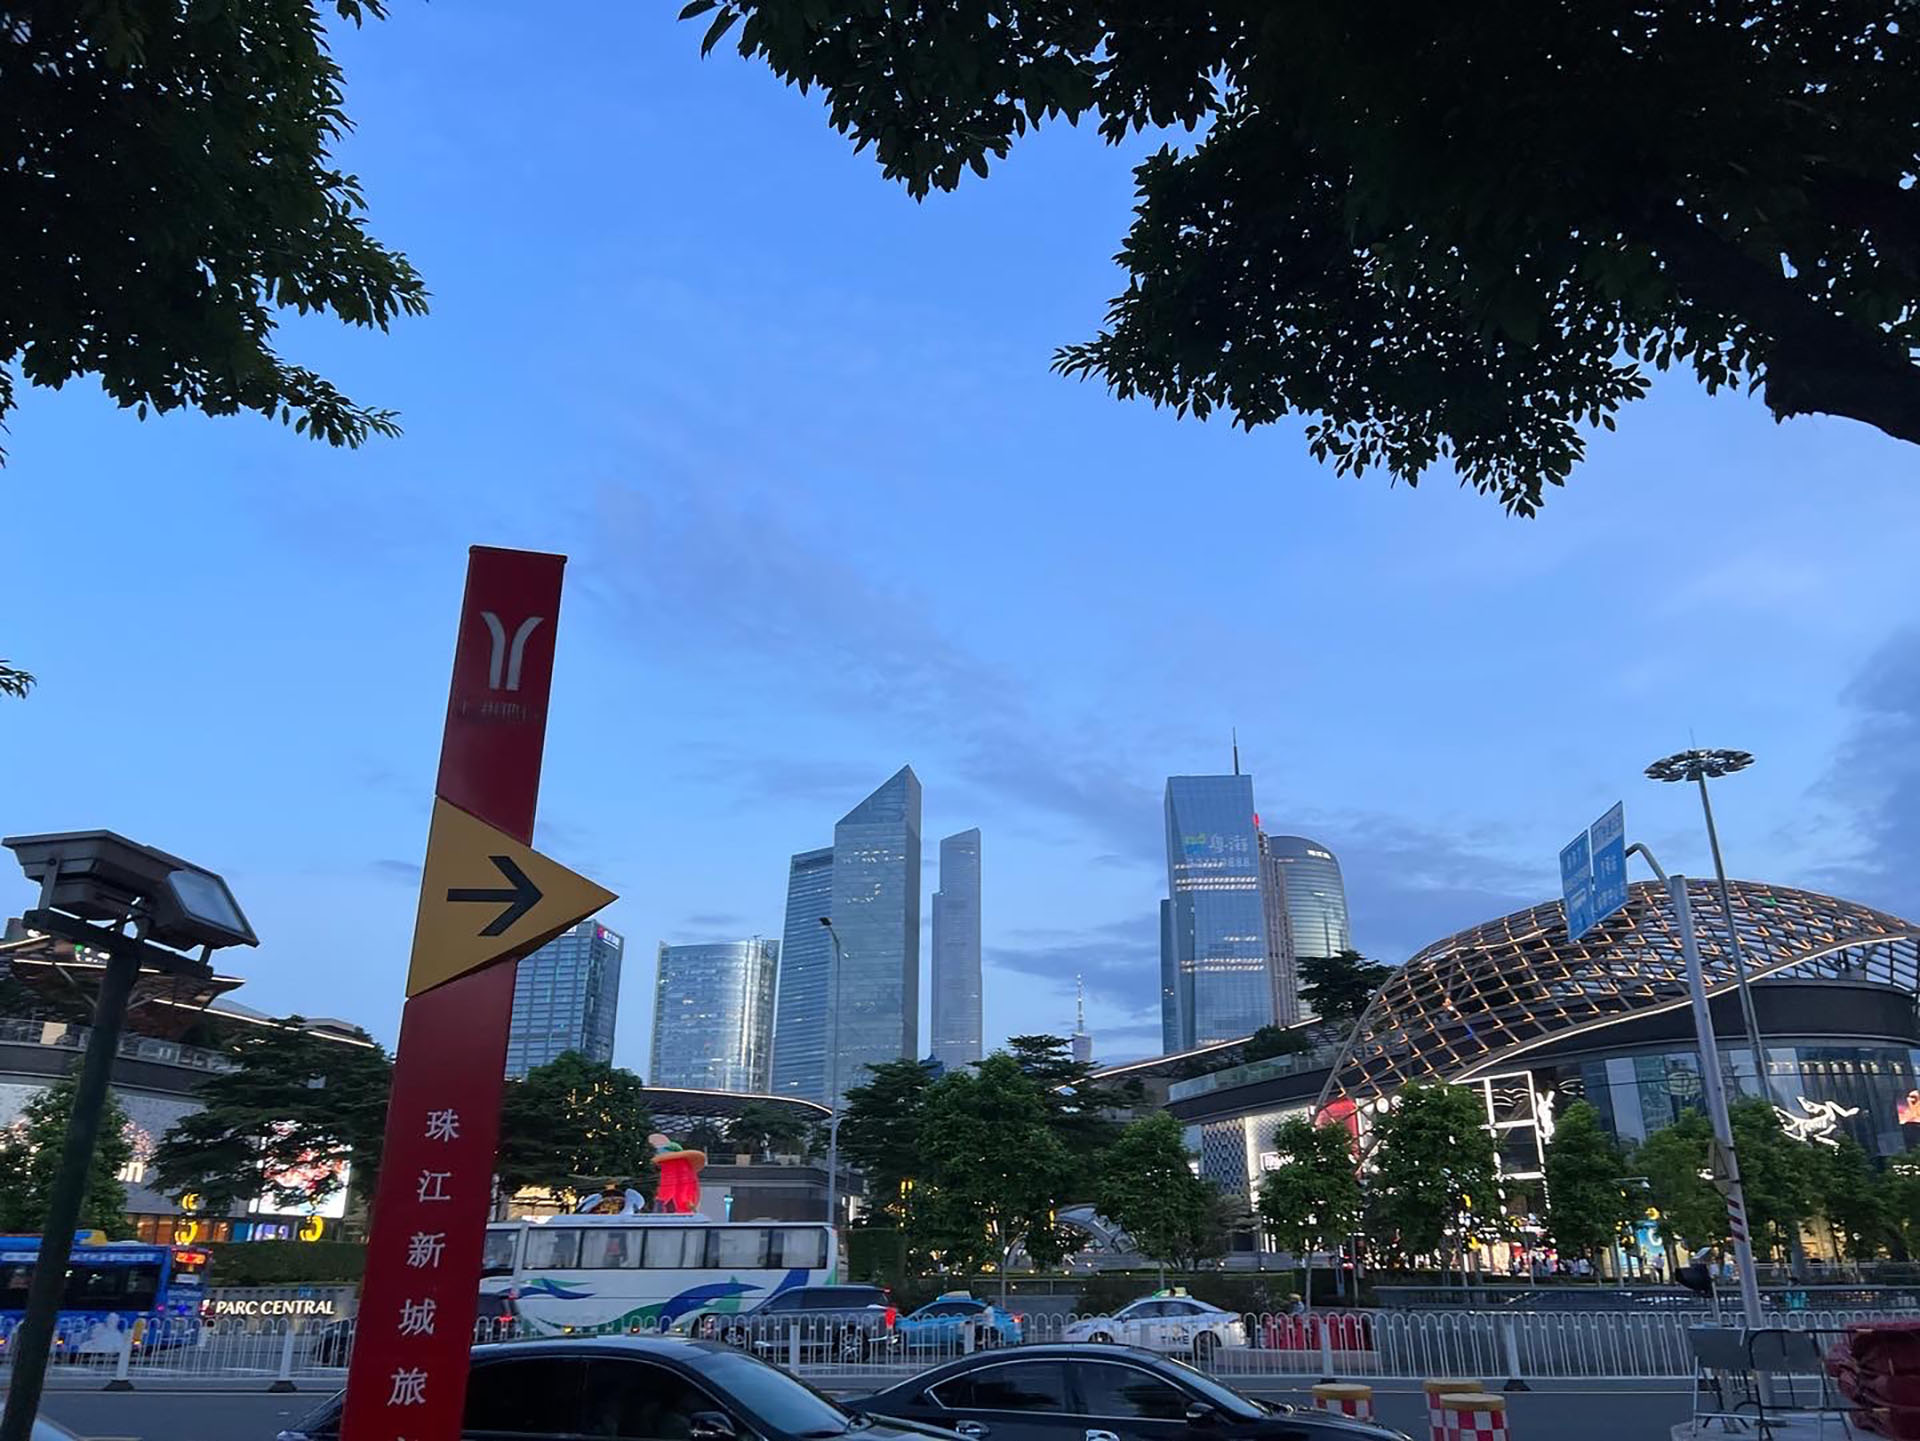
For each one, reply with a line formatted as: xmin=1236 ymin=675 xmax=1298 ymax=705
xmin=340 ymin=548 xmax=568 ymax=1441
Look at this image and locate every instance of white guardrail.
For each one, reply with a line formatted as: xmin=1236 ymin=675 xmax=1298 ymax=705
xmin=2 ymin=1307 xmax=1904 ymax=1390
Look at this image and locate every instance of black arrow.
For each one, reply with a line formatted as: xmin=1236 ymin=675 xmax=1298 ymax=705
xmin=447 ymin=854 xmax=542 ymax=936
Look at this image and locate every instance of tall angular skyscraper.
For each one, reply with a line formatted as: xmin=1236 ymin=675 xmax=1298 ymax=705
xmin=930 ymin=828 xmax=982 ymax=1070
xmin=770 ymin=847 xmax=834 ymax=1101
xmin=504 ymin=920 xmax=624 ymax=1077
xmin=828 ymin=766 xmax=922 ymax=1104
xmin=651 ymin=938 xmax=779 ymax=1093
xmin=1161 ymin=774 xmax=1281 ymax=1050
xmin=1263 ymin=835 xmax=1352 ymax=1009
xmin=770 ymin=766 xmax=923 ymax=1106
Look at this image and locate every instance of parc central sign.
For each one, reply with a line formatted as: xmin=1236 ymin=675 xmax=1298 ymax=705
xmin=339 ymin=548 xmax=614 ymax=1441
xmin=209 ymin=1298 xmax=340 ymax=1318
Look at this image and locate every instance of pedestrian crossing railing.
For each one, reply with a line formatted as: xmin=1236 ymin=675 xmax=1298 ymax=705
xmin=3 ymin=1306 xmax=1906 ymax=1390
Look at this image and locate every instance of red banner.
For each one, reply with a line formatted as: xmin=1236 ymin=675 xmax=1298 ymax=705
xmin=342 ymin=547 xmax=567 ymax=1441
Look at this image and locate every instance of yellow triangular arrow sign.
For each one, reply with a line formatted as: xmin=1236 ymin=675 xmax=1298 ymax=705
xmin=406 ymin=797 xmax=617 ymax=997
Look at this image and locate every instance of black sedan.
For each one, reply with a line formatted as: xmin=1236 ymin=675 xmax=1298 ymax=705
xmin=850 ymin=1344 xmax=1411 ymax=1441
xmin=275 ymin=1335 xmax=960 ymax=1441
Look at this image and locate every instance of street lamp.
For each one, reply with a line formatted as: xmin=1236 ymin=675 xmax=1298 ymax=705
xmin=0 ymin=831 xmax=256 ymax=1441
xmin=1646 ymin=748 xmax=1770 ymax=1097
xmin=818 ymin=916 xmax=844 ymax=1231
xmin=1622 ymin=839 xmax=1766 ymax=1335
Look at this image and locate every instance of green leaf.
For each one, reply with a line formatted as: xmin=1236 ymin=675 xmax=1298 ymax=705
xmin=701 ymin=7 xmax=739 ymax=55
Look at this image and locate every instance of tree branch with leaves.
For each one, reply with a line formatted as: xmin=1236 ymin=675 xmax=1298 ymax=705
xmin=681 ymin=0 xmax=1920 ymax=512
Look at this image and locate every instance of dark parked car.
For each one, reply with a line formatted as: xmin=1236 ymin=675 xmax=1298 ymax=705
xmin=851 ymin=1344 xmax=1412 ymax=1441
xmin=276 ymin=1334 xmax=955 ymax=1441
xmin=690 ymin=1284 xmax=899 ymax=1361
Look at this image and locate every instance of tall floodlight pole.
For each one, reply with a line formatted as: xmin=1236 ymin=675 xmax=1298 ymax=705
xmin=1626 ymin=841 xmax=1766 ymax=1332
xmin=1647 ymin=748 xmax=1769 ymax=1097
xmin=819 ymin=917 xmax=845 ymax=1229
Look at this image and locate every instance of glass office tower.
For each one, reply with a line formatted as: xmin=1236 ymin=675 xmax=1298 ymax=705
xmin=504 ymin=920 xmax=624 ymax=1077
xmin=1264 ymin=834 xmax=1352 ymax=968
xmin=931 ymin=828 xmax=983 ymax=1071
xmin=770 ymin=765 xmax=923 ymax=1107
xmin=1162 ymin=774 xmax=1273 ymax=1049
xmin=827 ymin=766 xmax=922 ymax=1106
xmin=650 ymin=938 xmax=779 ymax=1092
xmin=769 ymin=847 xmax=834 ymax=1101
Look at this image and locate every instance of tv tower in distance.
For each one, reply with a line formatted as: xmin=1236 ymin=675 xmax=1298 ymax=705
xmin=1071 ymin=974 xmax=1093 ymax=1065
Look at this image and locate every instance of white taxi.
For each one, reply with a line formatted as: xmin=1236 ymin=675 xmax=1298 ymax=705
xmin=1061 ymin=1290 xmax=1248 ymax=1362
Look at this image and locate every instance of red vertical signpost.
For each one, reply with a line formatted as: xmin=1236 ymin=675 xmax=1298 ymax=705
xmin=342 ymin=547 xmax=613 ymax=1441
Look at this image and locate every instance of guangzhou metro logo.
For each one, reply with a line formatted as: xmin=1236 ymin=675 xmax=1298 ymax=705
xmin=479 ymin=612 xmax=544 ymax=692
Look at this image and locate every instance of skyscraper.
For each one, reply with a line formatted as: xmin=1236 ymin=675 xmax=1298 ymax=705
xmin=504 ymin=920 xmax=623 ymax=1077
xmin=769 ymin=847 xmax=834 ymax=1102
xmin=1161 ymin=774 xmax=1276 ymax=1050
xmin=1159 ymin=899 xmax=1182 ymax=1054
xmin=1259 ymin=833 xmax=1302 ymax=1025
xmin=770 ymin=766 xmax=923 ymax=1106
xmin=828 ymin=765 xmax=922 ymax=1105
xmin=1264 ymin=834 xmax=1353 ymax=988
xmin=650 ymin=938 xmax=779 ymax=1093
xmin=930 ymin=828 xmax=982 ymax=1071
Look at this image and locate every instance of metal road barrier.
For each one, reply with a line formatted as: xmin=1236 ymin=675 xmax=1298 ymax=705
xmin=2 ymin=1308 xmax=1906 ymax=1391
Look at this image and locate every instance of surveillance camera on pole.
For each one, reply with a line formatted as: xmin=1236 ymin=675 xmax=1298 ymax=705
xmin=0 ymin=830 xmax=256 ymax=1441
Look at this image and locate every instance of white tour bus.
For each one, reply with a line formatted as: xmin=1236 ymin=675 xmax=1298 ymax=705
xmin=480 ymin=1195 xmax=838 ymax=1337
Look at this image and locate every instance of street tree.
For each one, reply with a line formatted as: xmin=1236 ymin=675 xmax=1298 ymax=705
xmin=151 ymin=1018 xmax=392 ymax=1216
xmin=920 ymin=1054 xmax=1079 ymax=1296
xmin=1298 ymin=952 xmax=1395 ymax=1032
xmin=683 ymin=0 xmax=1920 ymax=512
xmin=1241 ymin=1026 xmax=1313 ymax=1063
xmin=1257 ymin=1116 xmax=1362 ymax=1309
xmin=1881 ymin=1161 xmax=1920 ymax=1260
xmin=0 ymin=662 xmax=32 ymax=699
xmin=1095 ymin=1112 xmax=1222 ymax=1282
xmin=1637 ymin=1112 xmax=1728 ymax=1256
xmin=1367 ymin=1083 xmax=1499 ymax=1275
xmin=497 ymin=1052 xmax=657 ymax=1209
xmin=0 ymin=1072 xmax=136 ymax=1236
xmin=1005 ymin=1034 xmax=1126 ymax=1180
xmin=2 ymin=1 xmax=428 ymax=460
xmin=1730 ymin=1099 xmax=1822 ymax=1265
xmin=723 ymin=1103 xmax=810 ymax=1160
xmin=1541 ymin=1102 xmax=1636 ymax=1277
xmin=1821 ymin=1136 xmax=1888 ymax=1264
xmin=840 ymin=1057 xmax=940 ymax=1219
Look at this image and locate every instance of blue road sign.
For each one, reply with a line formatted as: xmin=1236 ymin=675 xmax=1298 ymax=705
xmin=1561 ymin=802 xmax=1628 ymax=940
xmin=1590 ymin=801 xmax=1627 ymax=924
xmin=1559 ymin=828 xmax=1594 ymax=940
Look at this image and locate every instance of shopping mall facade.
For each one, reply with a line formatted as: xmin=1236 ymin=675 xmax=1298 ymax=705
xmin=1138 ymin=878 xmax=1920 ymax=1252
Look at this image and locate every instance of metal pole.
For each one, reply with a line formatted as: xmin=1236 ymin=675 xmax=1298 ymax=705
xmin=0 ymin=946 xmax=141 ymax=1441
xmin=822 ymin=921 xmax=843 ymax=1230
xmin=1668 ymin=874 xmax=1765 ymax=1332
xmin=1693 ymin=774 xmax=1771 ymax=1099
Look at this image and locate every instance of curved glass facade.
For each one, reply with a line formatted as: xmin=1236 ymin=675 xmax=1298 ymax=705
xmin=1263 ymin=835 xmax=1351 ymax=961
xmin=1537 ymin=1042 xmax=1920 ymax=1158
xmin=650 ymin=939 xmax=779 ymax=1093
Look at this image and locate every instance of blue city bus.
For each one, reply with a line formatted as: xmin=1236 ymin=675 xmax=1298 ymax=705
xmin=0 ymin=1233 xmax=207 ymax=1356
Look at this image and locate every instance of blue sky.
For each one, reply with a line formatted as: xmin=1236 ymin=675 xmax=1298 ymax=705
xmin=4 ymin=1 xmax=1919 ymax=1067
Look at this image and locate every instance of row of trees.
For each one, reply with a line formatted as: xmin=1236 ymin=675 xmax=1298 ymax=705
xmin=1551 ymin=1098 xmax=1920 ymax=1270
xmin=0 ymin=1023 xmax=714 ymax=1239
xmin=1256 ymin=1083 xmax=1920 ymax=1299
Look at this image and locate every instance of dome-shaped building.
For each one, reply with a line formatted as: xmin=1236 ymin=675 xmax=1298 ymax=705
xmin=1153 ymin=879 xmax=1920 ymax=1215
